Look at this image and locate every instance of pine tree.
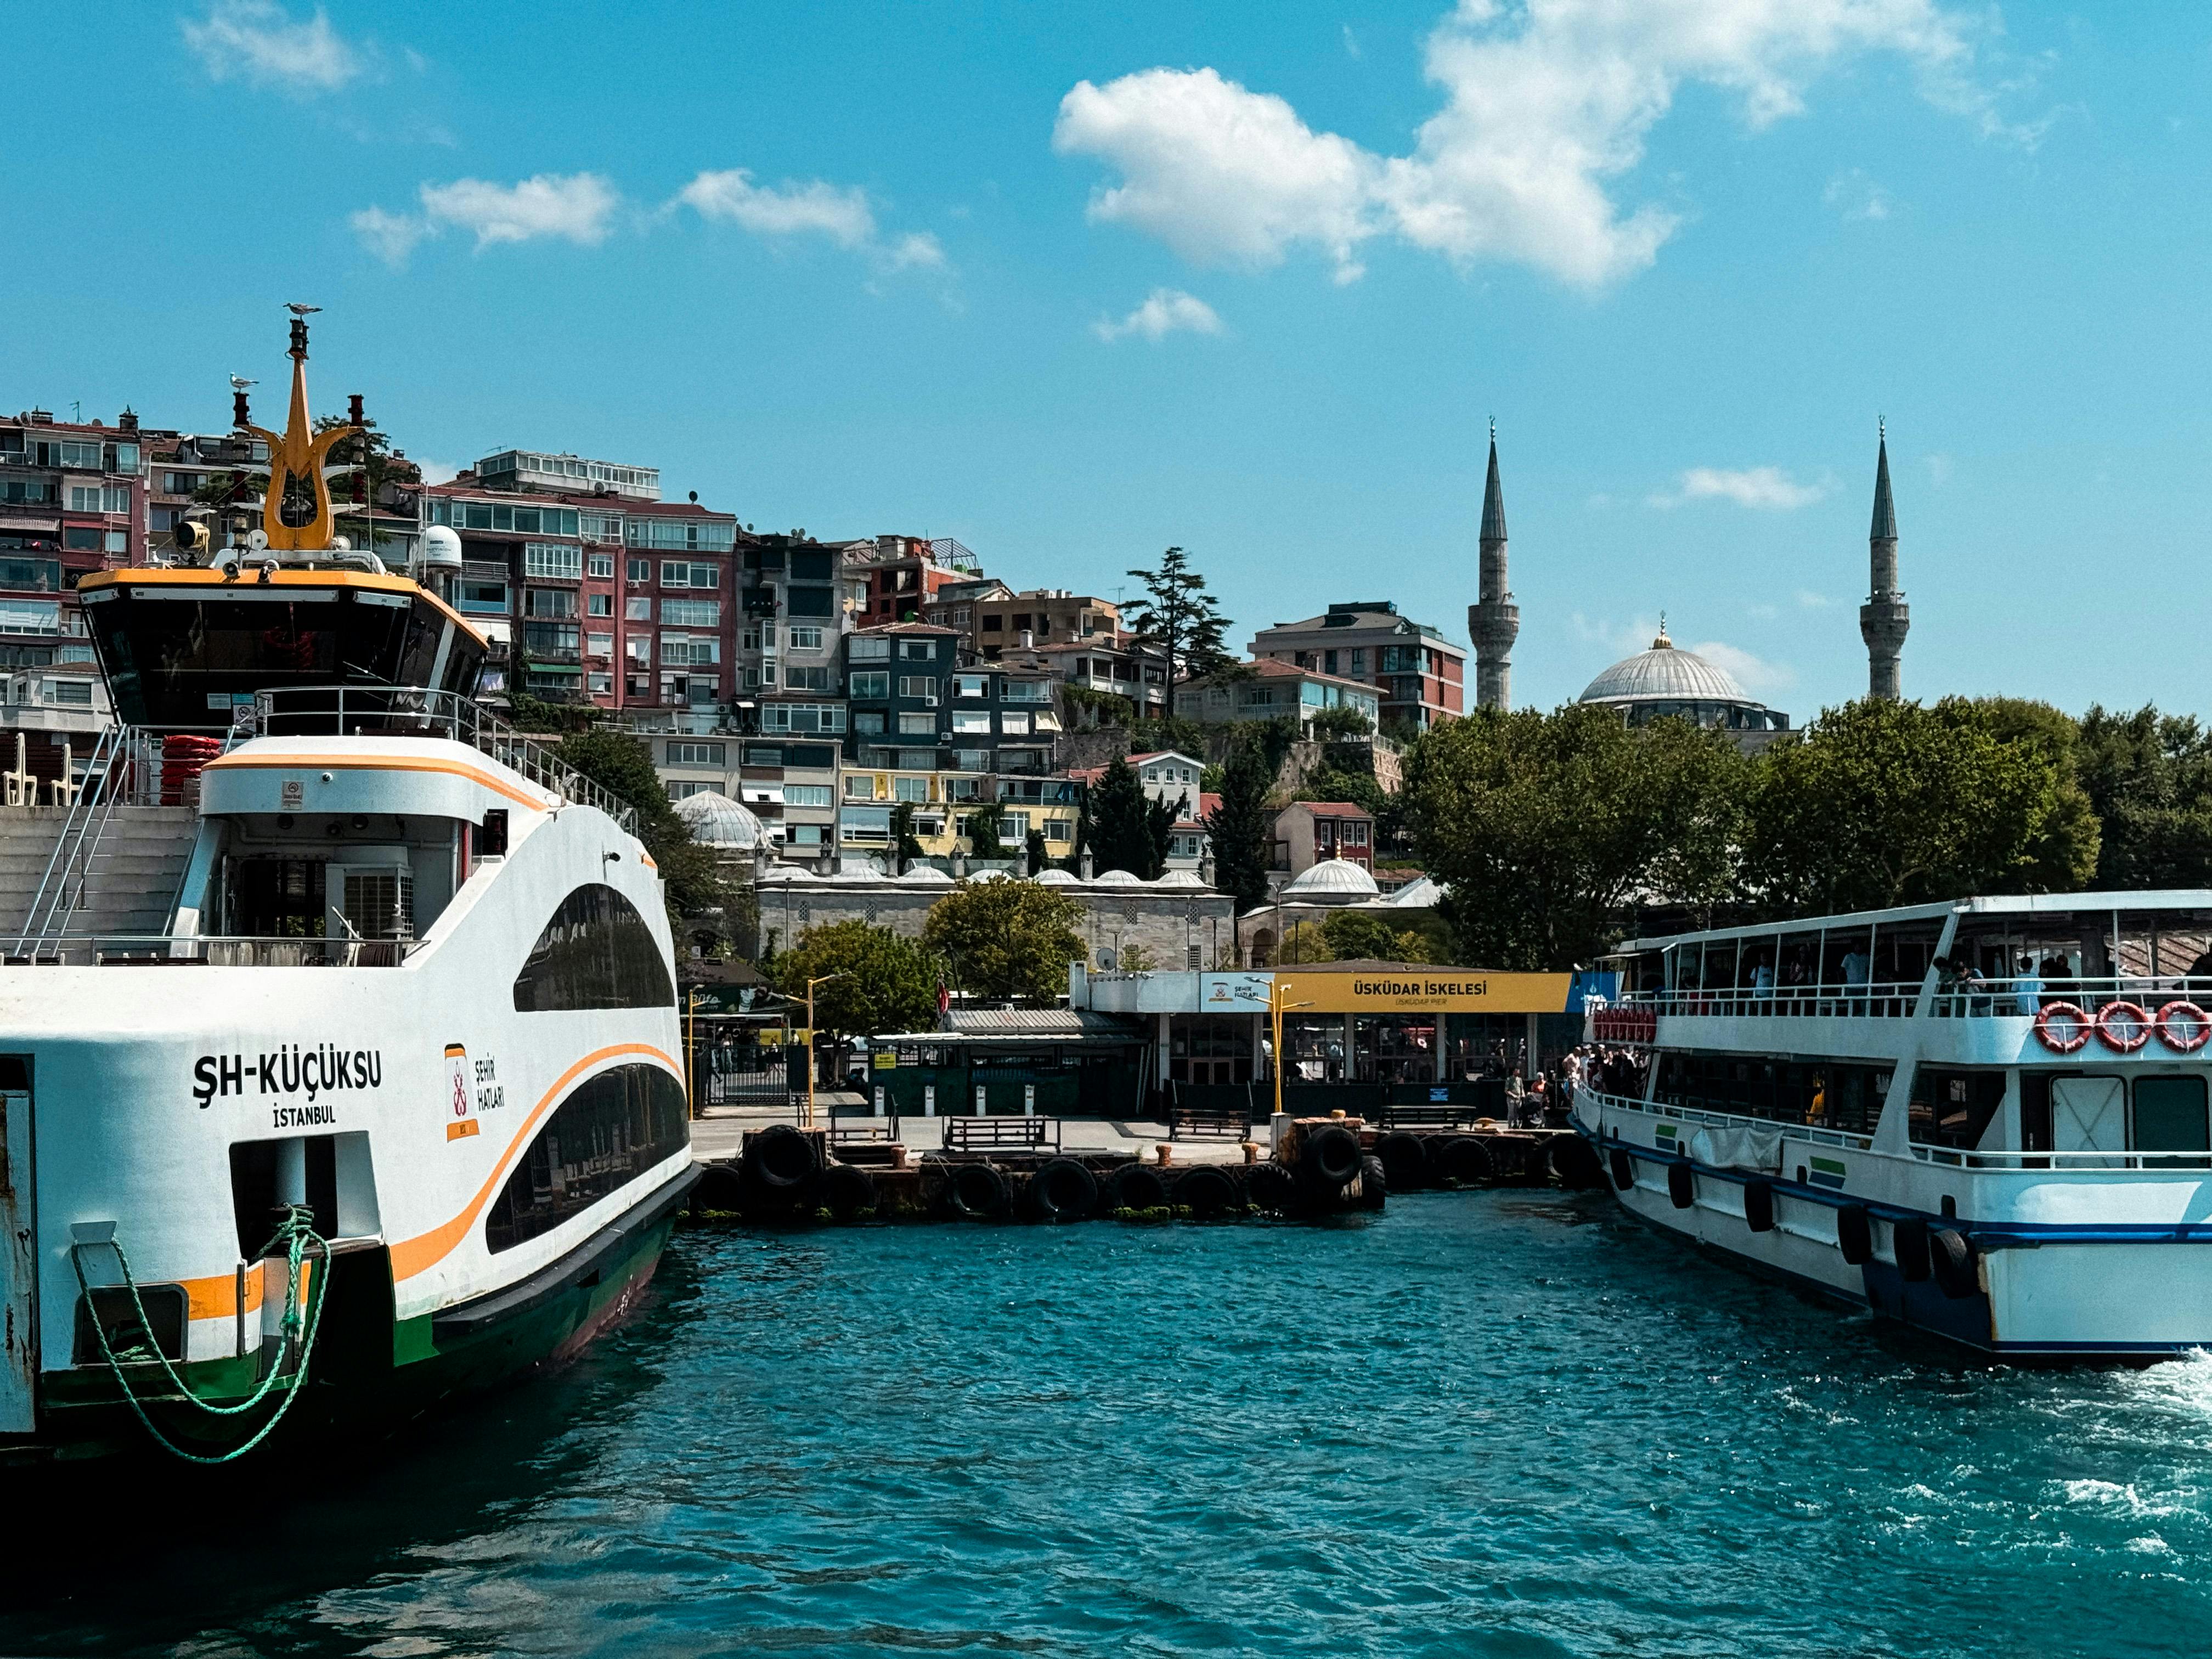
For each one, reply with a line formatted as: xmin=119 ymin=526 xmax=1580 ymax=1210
xmin=1091 ymin=755 xmax=1154 ymax=876
xmin=1206 ymin=740 xmax=1274 ymax=913
xmin=1125 ymin=546 xmax=1233 ymax=682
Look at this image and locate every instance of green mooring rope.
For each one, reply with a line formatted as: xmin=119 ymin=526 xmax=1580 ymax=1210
xmin=70 ymin=1205 xmax=332 ymax=1465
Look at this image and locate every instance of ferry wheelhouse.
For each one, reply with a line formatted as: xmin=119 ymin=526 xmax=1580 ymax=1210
xmin=0 ymin=316 xmax=692 ymax=1463
xmin=1580 ymin=893 xmax=2212 ymax=1358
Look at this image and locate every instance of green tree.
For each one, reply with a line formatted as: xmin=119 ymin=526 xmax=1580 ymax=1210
xmin=888 ymin=801 xmax=924 ymax=875
xmin=1308 ymin=702 xmax=1374 ymax=740
xmin=964 ymin=799 xmax=1008 ymax=859
xmin=2076 ymin=704 xmax=2212 ymax=888
xmin=1091 ymin=754 xmax=1158 ymax=876
xmin=1274 ymin=909 xmax=1439 ymax=965
xmin=1024 ymin=827 xmax=1048 ymax=876
xmin=556 ymin=730 xmax=736 ymax=927
xmin=776 ymin=920 xmax=936 ymax=1037
xmin=1741 ymin=697 xmax=2099 ymax=918
xmin=1294 ymin=764 xmax=1387 ymax=817
xmin=1124 ymin=546 xmax=1233 ymax=680
xmin=922 ymin=879 xmax=1088 ymax=1005
xmin=1408 ymin=703 xmax=1750 ymax=968
xmin=1206 ymin=739 xmax=1274 ymax=913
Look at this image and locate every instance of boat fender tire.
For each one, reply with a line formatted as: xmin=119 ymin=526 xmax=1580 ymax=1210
xmin=1172 ymin=1164 xmax=1240 ymax=1220
xmin=1893 ymin=1216 xmax=1932 ymax=1282
xmin=746 ymin=1123 xmax=817 ymax=1190
xmin=1357 ymin=1154 xmax=1388 ymax=1211
xmin=2154 ymin=1000 xmax=2212 ymax=1053
xmin=1374 ymin=1131 xmax=1429 ymax=1191
xmin=690 ymin=1162 xmax=747 ymax=1215
xmin=1550 ymin=1136 xmax=1605 ymax=1190
xmin=1302 ymin=1124 xmax=1363 ymax=1187
xmin=1666 ymin=1159 xmax=1695 ymax=1210
xmin=1741 ymin=1178 xmax=1775 ymax=1234
xmin=1835 ymin=1204 xmax=1874 ymax=1266
xmin=1025 ymin=1158 xmax=1097 ymax=1222
xmin=2032 ymin=1001 xmax=2092 ymax=1054
xmin=1929 ymin=1227 xmax=1978 ymax=1299
xmin=1609 ymin=1147 xmax=1636 ymax=1191
xmin=1244 ymin=1161 xmax=1297 ymax=1215
xmin=817 ymin=1162 xmax=876 ymax=1222
xmin=1104 ymin=1163 xmax=1168 ymax=1215
xmin=2094 ymin=1000 xmax=2154 ymax=1054
xmin=1437 ymin=1136 xmax=1494 ymax=1187
xmin=947 ymin=1161 xmax=1010 ymax=1221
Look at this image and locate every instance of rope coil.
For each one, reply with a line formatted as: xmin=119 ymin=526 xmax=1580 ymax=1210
xmin=69 ymin=1205 xmax=332 ymax=1464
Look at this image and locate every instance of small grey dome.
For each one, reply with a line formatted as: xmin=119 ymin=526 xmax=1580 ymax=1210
xmin=1090 ymin=868 xmax=1144 ymax=887
xmin=899 ymin=866 xmax=953 ymax=887
xmin=1152 ymin=870 xmax=1206 ymax=888
xmin=1034 ymin=868 xmax=1081 ymax=885
xmin=673 ymin=790 xmax=764 ymax=849
xmin=1281 ymin=859 xmax=1379 ymax=900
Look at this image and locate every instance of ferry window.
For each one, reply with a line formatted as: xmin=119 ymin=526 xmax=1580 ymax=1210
xmin=2133 ymin=1076 xmax=2209 ymax=1153
xmin=1911 ymin=1068 xmax=2004 ymax=1149
xmin=511 ymin=883 xmax=674 ymax=1012
xmin=483 ymin=1064 xmax=688 ymax=1253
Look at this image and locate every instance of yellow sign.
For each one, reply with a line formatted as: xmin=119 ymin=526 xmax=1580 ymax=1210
xmin=873 ymin=1052 xmax=897 ymax=1069
xmin=1272 ymin=971 xmax=1572 ymax=1014
xmin=789 ymin=1029 xmax=813 ymax=1047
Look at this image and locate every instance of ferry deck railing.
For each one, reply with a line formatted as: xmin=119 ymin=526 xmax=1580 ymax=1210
xmin=7 ymin=933 xmax=425 ymax=968
xmin=1619 ymin=975 xmax=2212 ymax=1021
xmin=1581 ymin=1087 xmax=1876 ymax=1155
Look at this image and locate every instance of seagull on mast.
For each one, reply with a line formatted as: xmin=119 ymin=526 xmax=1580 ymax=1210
xmin=285 ymin=303 xmax=321 ymax=317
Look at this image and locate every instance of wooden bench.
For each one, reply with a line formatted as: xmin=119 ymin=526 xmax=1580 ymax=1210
xmin=1378 ymin=1103 xmax=1495 ymax=1131
xmin=942 ymin=1115 xmax=1059 ymax=1152
xmin=1169 ymin=1104 xmax=1251 ymax=1141
xmin=828 ymin=1108 xmax=901 ymax=1145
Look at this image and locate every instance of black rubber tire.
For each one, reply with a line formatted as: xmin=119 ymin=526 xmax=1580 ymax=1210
xmin=1244 ymin=1161 xmax=1297 ymax=1215
xmin=1103 ymin=1163 xmax=1169 ymax=1214
xmin=947 ymin=1161 xmax=1010 ymax=1221
xmin=689 ymin=1162 xmax=746 ymax=1214
xmin=1549 ymin=1136 xmax=1605 ymax=1190
xmin=746 ymin=1123 xmax=816 ymax=1190
xmin=1437 ymin=1136 xmax=1494 ymax=1186
xmin=1302 ymin=1123 xmax=1362 ymax=1186
xmin=817 ymin=1162 xmax=876 ymax=1222
xmin=1609 ymin=1147 xmax=1635 ymax=1190
xmin=1835 ymin=1203 xmax=1873 ymax=1266
xmin=1666 ymin=1159 xmax=1695 ymax=1210
xmin=1741 ymin=1178 xmax=1776 ymax=1233
xmin=1025 ymin=1158 xmax=1098 ymax=1222
xmin=1929 ymin=1227 xmax=1978 ymax=1299
xmin=1173 ymin=1164 xmax=1240 ymax=1220
xmin=1374 ymin=1131 xmax=1429 ymax=1192
xmin=1893 ymin=1216 xmax=1932 ymax=1283
xmin=1357 ymin=1153 xmax=1388 ymax=1211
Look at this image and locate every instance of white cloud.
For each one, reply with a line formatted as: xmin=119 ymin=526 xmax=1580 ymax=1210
xmin=1654 ymin=466 xmax=1826 ymax=509
xmin=1926 ymin=451 xmax=1954 ymax=485
xmin=1796 ymin=588 xmax=1832 ymax=608
xmin=417 ymin=173 xmax=619 ymax=248
xmin=1055 ymin=0 xmax=2040 ymax=289
xmin=412 ymin=457 xmax=459 ymax=486
xmin=182 ymin=0 xmax=362 ymax=93
xmin=1825 ymin=167 xmax=1892 ymax=220
xmin=1093 ymin=288 xmax=1224 ymax=343
xmin=1688 ymin=639 xmax=1796 ymax=692
xmin=348 ymin=206 xmax=430 ymax=267
xmin=674 ymin=170 xmax=947 ymax=274
xmin=1343 ymin=24 xmax=1363 ymax=59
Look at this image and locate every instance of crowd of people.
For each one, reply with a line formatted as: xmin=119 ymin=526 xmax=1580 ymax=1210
xmin=1493 ymin=1043 xmax=1650 ymax=1128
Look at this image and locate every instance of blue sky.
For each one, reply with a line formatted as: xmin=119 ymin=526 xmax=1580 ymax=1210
xmin=10 ymin=2 xmax=2212 ymax=719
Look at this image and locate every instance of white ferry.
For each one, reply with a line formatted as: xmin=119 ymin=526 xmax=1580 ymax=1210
xmin=1579 ymin=894 xmax=2212 ymax=1358
xmin=0 ymin=317 xmax=692 ymax=1463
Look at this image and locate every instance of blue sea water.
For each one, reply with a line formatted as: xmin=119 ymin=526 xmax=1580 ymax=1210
xmin=8 ymin=1193 xmax=2212 ymax=1657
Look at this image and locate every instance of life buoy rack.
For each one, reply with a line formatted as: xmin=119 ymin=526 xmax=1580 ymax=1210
xmin=2154 ymin=1000 xmax=2212 ymax=1053
xmin=2032 ymin=1001 xmax=2092 ymax=1053
xmin=2095 ymin=1000 xmax=2154 ymax=1053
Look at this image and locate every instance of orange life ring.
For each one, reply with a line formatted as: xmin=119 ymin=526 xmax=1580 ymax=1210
xmin=2095 ymin=1000 xmax=2153 ymax=1053
xmin=2033 ymin=1001 xmax=2092 ymax=1053
xmin=2155 ymin=999 xmax=2212 ymax=1053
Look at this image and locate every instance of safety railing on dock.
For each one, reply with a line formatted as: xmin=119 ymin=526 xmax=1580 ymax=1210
xmin=1923 ymin=976 xmax=2212 ymax=1019
xmin=5 ymin=934 xmax=424 ymax=968
xmin=1582 ymin=1088 xmax=1876 ymax=1155
xmin=1619 ymin=983 xmax=1922 ymax=1019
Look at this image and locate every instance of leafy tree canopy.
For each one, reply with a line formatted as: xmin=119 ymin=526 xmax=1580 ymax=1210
xmin=922 ymin=879 xmax=1088 ymax=1005
xmin=557 ymin=730 xmax=735 ymax=926
xmin=2076 ymin=703 xmax=2212 ymax=889
xmin=1407 ymin=703 xmax=1751 ymax=969
xmin=1124 ymin=546 xmax=1233 ymax=681
xmin=776 ymin=920 xmax=937 ymax=1038
xmin=1206 ymin=735 xmax=1276 ymax=913
xmin=1091 ymin=754 xmax=1164 ymax=877
xmin=1272 ymin=910 xmax=1440 ymax=966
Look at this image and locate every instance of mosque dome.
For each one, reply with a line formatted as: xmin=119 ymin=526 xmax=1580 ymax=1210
xmin=1281 ymin=858 xmax=1380 ymax=901
xmin=673 ymin=791 xmax=764 ymax=849
xmin=1578 ymin=627 xmax=1748 ymax=705
xmin=1034 ymin=868 xmax=1082 ymax=886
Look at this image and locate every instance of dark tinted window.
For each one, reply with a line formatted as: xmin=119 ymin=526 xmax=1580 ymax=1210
xmin=484 ymin=1064 xmax=689 ymax=1252
xmin=512 ymin=884 xmax=674 ymax=1012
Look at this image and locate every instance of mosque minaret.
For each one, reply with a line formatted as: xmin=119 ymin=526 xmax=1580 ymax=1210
xmin=1858 ymin=422 xmax=1909 ymax=701
xmin=1466 ymin=422 xmax=1518 ymax=711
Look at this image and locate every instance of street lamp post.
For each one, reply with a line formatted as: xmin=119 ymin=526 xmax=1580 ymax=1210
xmin=803 ymin=973 xmax=842 ymax=1127
xmin=1269 ymin=978 xmax=1313 ymax=1123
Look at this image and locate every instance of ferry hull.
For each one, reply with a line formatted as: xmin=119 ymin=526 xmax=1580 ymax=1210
xmin=1592 ymin=1118 xmax=2212 ymax=1359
